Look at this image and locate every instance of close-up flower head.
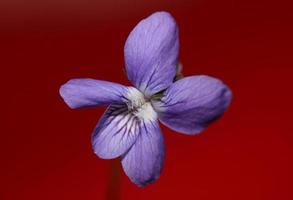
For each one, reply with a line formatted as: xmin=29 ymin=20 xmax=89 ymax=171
xmin=59 ymin=11 xmax=232 ymax=187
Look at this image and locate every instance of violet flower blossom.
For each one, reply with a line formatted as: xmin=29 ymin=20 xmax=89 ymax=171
xmin=59 ymin=11 xmax=232 ymax=187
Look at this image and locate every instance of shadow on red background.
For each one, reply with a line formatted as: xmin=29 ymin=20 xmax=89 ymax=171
xmin=1 ymin=0 xmax=292 ymax=199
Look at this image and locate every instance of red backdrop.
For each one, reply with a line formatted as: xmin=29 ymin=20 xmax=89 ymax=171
xmin=1 ymin=0 xmax=292 ymax=199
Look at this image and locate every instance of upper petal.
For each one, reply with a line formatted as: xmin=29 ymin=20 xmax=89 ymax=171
xmin=59 ymin=78 xmax=129 ymax=109
xmin=124 ymin=11 xmax=179 ymax=97
xmin=152 ymin=75 xmax=232 ymax=135
xmin=92 ymin=104 xmax=140 ymax=159
xmin=121 ymin=119 xmax=165 ymax=187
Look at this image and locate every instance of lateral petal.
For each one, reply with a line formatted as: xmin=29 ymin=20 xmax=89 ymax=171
xmin=152 ymin=75 xmax=232 ymax=135
xmin=59 ymin=78 xmax=129 ymax=109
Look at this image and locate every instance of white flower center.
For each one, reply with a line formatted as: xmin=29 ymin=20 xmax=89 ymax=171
xmin=126 ymin=87 xmax=157 ymax=122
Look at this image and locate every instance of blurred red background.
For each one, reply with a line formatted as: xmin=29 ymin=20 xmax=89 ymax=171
xmin=1 ymin=0 xmax=292 ymax=199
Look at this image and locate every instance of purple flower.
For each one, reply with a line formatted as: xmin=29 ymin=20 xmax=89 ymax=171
xmin=59 ymin=11 xmax=232 ymax=187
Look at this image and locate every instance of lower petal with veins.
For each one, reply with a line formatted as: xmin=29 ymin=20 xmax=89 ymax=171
xmin=92 ymin=104 xmax=141 ymax=159
xmin=121 ymin=119 xmax=165 ymax=187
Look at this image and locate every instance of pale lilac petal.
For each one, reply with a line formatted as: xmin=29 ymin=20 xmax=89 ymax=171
xmin=92 ymin=104 xmax=140 ymax=159
xmin=152 ymin=75 xmax=232 ymax=135
xmin=121 ymin=120 xmax=165 ymax=187
xmin=59 ymin=78 xmax=129 ymax=109
xmin=124 ymin=11 xmax=179 ymax=97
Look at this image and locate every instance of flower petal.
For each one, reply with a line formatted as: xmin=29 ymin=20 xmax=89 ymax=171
xmin=152 ymin=75 xmax=232 ymax=135
xmin=59 ymin=78 xmax=129 ymax=109
xmin=124 ymin=11 xmax=179 ymax=97
xmin=92 ymin=104 xmax=140 ymax=159
xmin=121 ymin=119 xmax=165 ymax=187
